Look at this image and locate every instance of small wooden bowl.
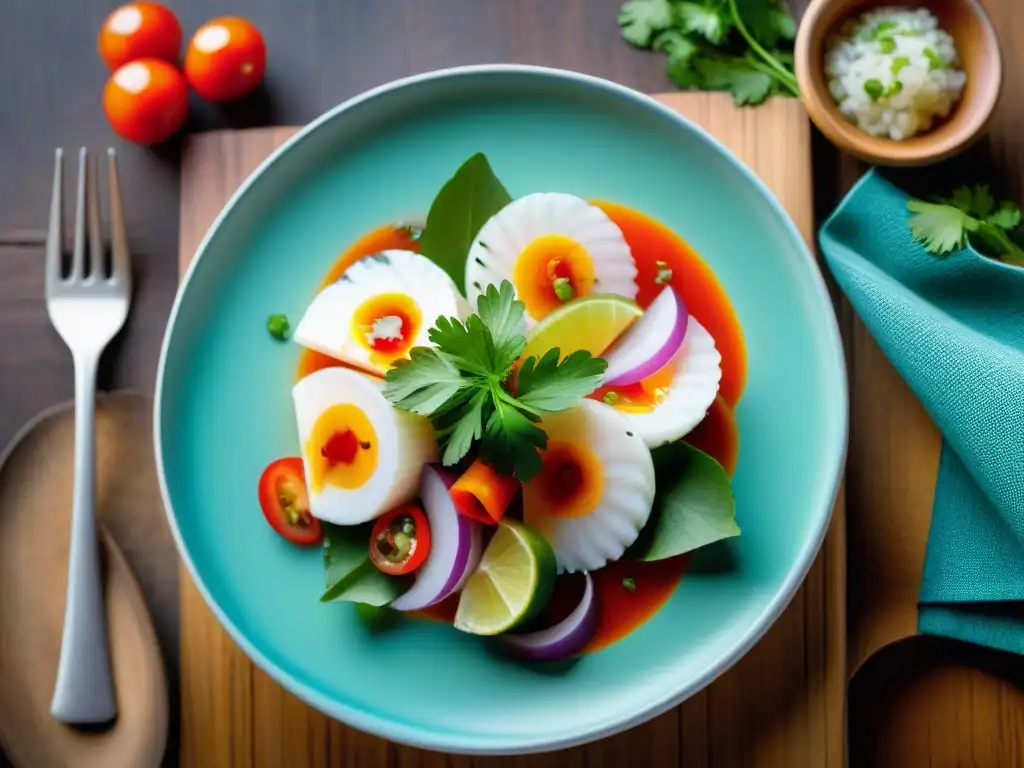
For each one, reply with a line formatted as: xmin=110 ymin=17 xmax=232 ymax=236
xmin=795 ymin=0 xmax=1002 ymax=166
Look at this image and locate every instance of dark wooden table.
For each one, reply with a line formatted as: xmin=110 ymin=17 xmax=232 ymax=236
xmin=2 ymin=1 xmax=1024 ymax=766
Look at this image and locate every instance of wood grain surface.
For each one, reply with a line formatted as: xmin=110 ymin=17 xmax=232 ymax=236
xmin=176 ymin=93 xmax=845 ymax=768
xmin=0 ymin=395 xmax=169 ymax=768
xmin=824 ymin=4 xmax=1024 ymax=765
xmin=3 ymin=0 xmax=1024 ymax=765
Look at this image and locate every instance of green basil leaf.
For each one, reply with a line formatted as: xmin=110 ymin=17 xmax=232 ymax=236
xmin=417 ymin=153 xmax=512 ymax=294
xmin=320 ymin=522 xmax=408 ymax=606
xmin=629 ymin=442 xmax=740 ymax=562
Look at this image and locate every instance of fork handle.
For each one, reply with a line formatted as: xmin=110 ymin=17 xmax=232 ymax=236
xmin=50 ymin=353 xmax=117 ymax=724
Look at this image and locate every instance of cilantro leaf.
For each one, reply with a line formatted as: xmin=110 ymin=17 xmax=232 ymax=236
xmin=475 ymin=281 xmax=527 ymax=372
xmin=678 ymin=2 xmax=728 ymax=45
xmin=907 ymin=200 xmax=978 ymax=254
xmin=942 ymin=184 xmax=994 ymax=218
xmin=438 ymin=388 xmax=490 ymax=467
xmin=384 ymin=272 xmax=604 ymax=483
xmin=516 ymin=348 xmax=608 ymax=414
xmin=667 ymin=50 xmax=704 ymax=89
xmin=427 ymin=315 xmax=493 ymax=377
xmin=695 ymin=57 xmax=774 ymax=106
xmin=734 ymin=0 xmax=795 ymax=49
xmin=653 ymin=29 xmax=697 ymax=62
xmin=417 ymin=153 xmax=511 ymax=294
xmin=479 ymin=399 xmax=547 ymax=481
xmin=768 ymin=7 xmax=798 ymax=42
xmin=622 ymin=0 xmax=800 ymax=98
xmin=625 ymin=0 xmax=798 ymax=102
xmin=970 ymin=186 xmax=995 ymax=218
xmin=618 ymin=0 xmax=673 ymax=47
xmin=987 ymin=201 xmax=1022 ymax=231
xmin=909 ymin=185 xmax=1024 ymax=265
xmin=383 ymin=348 xmax=468 ymax=415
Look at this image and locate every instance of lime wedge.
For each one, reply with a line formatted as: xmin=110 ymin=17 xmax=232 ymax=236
xmin=522 ymin=293 xmax=642 ymax=362
xmin=453 ymin=520 xmax=557 ymax=636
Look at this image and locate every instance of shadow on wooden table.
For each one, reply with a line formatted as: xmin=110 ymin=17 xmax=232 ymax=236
xmin=207 ymin=548 xmax=841 ymax=767
xmin=850 ymin=635 xmax=1024 ymax=768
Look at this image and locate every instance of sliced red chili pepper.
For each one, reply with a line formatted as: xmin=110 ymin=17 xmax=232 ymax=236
xmin=257 ymin=457 xmax=321 ymax=546
xmin=369 ymin=503 xmax=431 ymax=575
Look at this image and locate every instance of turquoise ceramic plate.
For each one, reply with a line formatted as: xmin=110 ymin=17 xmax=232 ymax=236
xmin=156 ymin=65 xmax=847 ymax=754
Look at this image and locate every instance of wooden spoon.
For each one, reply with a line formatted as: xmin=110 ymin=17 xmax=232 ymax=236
xmin=0 ymin=393 xmax=169 ymax=768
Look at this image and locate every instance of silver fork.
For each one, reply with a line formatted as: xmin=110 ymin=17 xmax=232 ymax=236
xmin=46 ymin=147 xmax=132 ymax=725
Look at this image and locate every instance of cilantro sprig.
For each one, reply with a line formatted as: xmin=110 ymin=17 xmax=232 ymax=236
xmin=907 ymin=184 xmax=1024 ymax=267
xmin=618 ymin=0 xmax=799 ymax=106
xmin=383 ymin=281 xmax=607 ymax=481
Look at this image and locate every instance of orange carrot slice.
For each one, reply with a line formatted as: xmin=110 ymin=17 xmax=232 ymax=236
xmin=450 ymin=459 xmax=521 ymax=525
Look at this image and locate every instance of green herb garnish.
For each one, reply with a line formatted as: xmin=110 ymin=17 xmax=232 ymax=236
xmin=907 ymin=184 xmax=1024 ymax=266
xmin=618 ymin=0 xmax=799 ymax=107
xmin=654 ymin=260 xmax=673 ymax=285
xmin=891 ymin=56 xmax=910 ymax=75
xmin=923 ymin=47 xmax=944 ymax=71
xmin=320 ymin=522 xmax=408 ymax=606
xmin=864 ymin=78 xmax=884 ymax=102
xmin=621 ymin=577 xmax=637 ymax=593
xmin=417 ymin=153 xmax=512 ymax=294
xmin=383 ymin=280 xmax=607 ymax=481
xmin=267 ymin=314 xmax=290 ymax=341
xmin=878 ymin=37 xmax=896 ymax=54
xmin=886 ymin=80 xmax=903 ymax=97
xmin=870 ymin=20 xmax=897 ymax=39
xmin=627 ymin=441 xmax=739 ymax=562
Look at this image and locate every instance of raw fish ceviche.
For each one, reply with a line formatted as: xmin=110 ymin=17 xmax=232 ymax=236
xmin=257 ymin=153 xmax=747 ymax=660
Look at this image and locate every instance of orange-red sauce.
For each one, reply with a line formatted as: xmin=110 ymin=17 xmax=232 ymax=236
xmin=296 ymin=225 xmax=419 ymax=380
xmin=592 ymin=358 xmax=675 ymax=413
xmin=299 ymin=206 xmax=744 ymax=652
xmin=596 ymin=201 xmax=747 ymax=407
xmin=684 ymin=394 xmax=739 ymax=476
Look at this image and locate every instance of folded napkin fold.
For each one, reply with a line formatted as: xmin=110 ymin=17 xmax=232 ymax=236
xmin=819 ymin=168 xmax=1024 ymax=656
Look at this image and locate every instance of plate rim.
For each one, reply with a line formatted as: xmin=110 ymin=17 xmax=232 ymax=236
xmin=154 ymin=62 xmax=849 ymax=755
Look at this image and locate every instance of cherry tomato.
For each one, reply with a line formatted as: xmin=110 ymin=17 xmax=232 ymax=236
xmin=258 ymin=457 xmax=322 ymax=546
xmin=98 ymin=2 xmax=183 ymax=71
xmin=103 ymin=58 xmax=188 ymax=145
xmin=184 ymin=17 xmax=266 ymax=102
xmin=369 ymin=504 xmax=431 ymax=576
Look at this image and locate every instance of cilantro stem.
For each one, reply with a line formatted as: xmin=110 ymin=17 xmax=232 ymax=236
xmin=728 ymin=0 xmax=799 ymax=96
xmin=978 ymin=223 xmax=1024 ymax=266
xmin=742 ymin=54 xmax=799 ymax=95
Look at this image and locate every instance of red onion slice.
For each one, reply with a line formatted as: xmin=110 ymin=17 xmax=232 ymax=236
xmin=389 ymin=465 xmax=483 ymax=612
xmin=500 ymin=573 xmax=598 ymax=661
xmin=600 ymin=286 xmax=688 ymax=387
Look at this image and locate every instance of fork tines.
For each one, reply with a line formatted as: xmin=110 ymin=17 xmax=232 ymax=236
xmin=46 ymin=148 xmax=132 ymax=293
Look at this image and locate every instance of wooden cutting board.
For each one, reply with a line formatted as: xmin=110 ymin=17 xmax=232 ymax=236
xmin=177 ymin=92 xmax=846 ymax=767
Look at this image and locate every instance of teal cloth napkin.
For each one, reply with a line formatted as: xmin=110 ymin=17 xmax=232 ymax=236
xmin=818 ymin=168 xmax=1024 ymax=655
